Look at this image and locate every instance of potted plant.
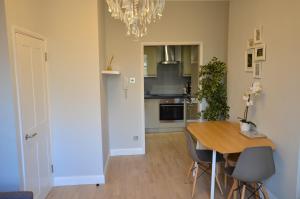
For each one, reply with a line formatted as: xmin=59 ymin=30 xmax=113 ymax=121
xmin=197 ymin=57 xmax=230 ymax=121
xmin=239 ymin=81 xmax=262 ymax=132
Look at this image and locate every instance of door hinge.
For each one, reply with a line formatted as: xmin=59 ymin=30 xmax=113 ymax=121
xmin=45 ymin=52 xmax=48 ymax=62
xmin=51 ymin=164 xmax=54 ymax=173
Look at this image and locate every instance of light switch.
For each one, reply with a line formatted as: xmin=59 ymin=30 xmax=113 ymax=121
xmin=129 ymin=77 xmax=136 ymax=84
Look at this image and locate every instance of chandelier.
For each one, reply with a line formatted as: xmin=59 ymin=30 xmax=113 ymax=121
xmin=106 ymin=0 xmax=165 ymax=38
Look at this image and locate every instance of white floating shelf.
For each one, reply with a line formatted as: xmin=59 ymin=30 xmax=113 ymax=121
xmin=101 ymin=70 xmax=120 ymax=75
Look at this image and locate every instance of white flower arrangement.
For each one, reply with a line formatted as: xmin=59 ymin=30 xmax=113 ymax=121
xmin=239 ymin=81 xmax=263 ymax=128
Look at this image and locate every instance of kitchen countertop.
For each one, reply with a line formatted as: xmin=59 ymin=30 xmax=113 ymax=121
xmin=144 ymin=94 xmax=189 ymax=99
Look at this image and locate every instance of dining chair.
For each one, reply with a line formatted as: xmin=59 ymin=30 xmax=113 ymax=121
xmin=184 ymin=131 xmax=224 ymax=198
xmin=226 ymin=146 xmax=275 ymax=199
xmin=224 ymin=153 xmax=240 ymax=189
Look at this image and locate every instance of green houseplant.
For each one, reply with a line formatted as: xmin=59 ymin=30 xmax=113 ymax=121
xmin=197 ymin=57 xmax=230 ymax=120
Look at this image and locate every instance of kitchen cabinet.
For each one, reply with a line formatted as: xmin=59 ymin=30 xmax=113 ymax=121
xmin=144 ymin=99 xmax=160 ymax=129
xmin=144 ymin=46 xmax=159 ymax=77
xmin=186 ymin=102 xmax=199 ymax=120
xmin=182 ymin=46 xmax=192 ymax=76
xmin=181 ymin=46 xmax=198 ymax=76
xmin=191 ymin=45 xmax=199 ymax=64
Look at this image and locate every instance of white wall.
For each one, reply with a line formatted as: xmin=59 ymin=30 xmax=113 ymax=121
xmin=4 ymin=0 xmax=105 ymax=185
xmin=0 ymin=0 xmax=20 ymax=191
xmin=227 ymin=0 xmax=300 ymax=198
xmin=104 ymin=1 xmax=229 ymax=153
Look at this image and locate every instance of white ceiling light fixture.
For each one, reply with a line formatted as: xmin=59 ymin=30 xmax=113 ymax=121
xmin=106 ymin=0 xmax=165 ymax=38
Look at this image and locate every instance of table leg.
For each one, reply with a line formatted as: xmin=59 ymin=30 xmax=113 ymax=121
xmin=210 ymin=150 xmax=216 ymax=199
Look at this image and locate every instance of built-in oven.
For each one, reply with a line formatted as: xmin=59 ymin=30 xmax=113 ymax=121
xmin=159 ymin=99 xmax=184 ymax=122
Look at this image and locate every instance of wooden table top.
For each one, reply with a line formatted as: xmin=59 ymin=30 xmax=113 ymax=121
xmin=187 ymin=121 xmax=275 ymax=154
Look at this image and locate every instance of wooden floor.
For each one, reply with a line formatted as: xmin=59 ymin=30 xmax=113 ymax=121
xmin=47 ymin=132 xmax=225 ymax=199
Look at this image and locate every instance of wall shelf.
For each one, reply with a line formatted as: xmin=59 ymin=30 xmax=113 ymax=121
xmin=101 ymin=70 xmax=120 ymax=75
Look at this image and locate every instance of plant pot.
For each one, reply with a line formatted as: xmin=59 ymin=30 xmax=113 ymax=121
xmin=240 ymin=122 xmax=251 ymax=132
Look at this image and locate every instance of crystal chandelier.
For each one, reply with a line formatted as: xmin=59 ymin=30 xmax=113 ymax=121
xmin=106 ymin=0 xmax=165 ymax=38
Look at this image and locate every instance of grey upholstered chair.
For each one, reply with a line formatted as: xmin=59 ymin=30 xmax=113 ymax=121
xmin=226 ymin=146 xmax=275 ymax=199
xmin=184 ymin=131 xmax=224 ymax=198
xmin=0 ymin=192 xmax=33 ymax=199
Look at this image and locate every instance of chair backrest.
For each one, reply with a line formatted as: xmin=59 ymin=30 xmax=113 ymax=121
xmin=184 ymin=131 xmax=200 ymax=162
xmin=232 ymin=146 xmax=275 ymax=182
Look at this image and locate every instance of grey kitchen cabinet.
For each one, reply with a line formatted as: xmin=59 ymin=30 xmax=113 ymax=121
xmin=144 ymin=46 xmax=159 ymax=77
xmin=186 ymin=102 xmax=199 ymax=120
xmin=181 ymin=46 xmax=192 ymax=76
xmin=144 ymin=99 xmax=160 ymax=129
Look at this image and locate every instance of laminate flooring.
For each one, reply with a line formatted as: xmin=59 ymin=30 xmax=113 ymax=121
xmin=47 ymin=132 xmax=225 ymax=199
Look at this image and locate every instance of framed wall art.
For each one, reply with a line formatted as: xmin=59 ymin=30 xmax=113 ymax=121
xmin=253 ymin=62 xmax=263 ymax=79
xmin=254 ymin=43 xmax=266 ymax=61
xmin=254 ymin=26 xmax=263 ymax=44
xmin=245 ymin=48 xmax=254 ymax=72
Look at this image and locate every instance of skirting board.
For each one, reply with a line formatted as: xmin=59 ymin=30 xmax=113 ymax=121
xmin=54 ymin=175 xmax=105 ymax=186
xmin=110 ymin=147 xmax=145 ymax=156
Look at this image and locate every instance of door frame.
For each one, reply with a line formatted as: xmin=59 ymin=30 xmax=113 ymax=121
xmin=140 ymin=41 xmax=204 ymax=153
xmin=11 ymin=26 xmax=53 ymax=190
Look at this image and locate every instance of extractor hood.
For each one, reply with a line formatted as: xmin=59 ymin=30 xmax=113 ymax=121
xmin=161 ymin=45 xmax=180 ymax=64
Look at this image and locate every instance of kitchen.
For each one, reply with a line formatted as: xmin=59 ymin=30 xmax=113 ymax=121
xmin=144 ymin=44 xmax=202 ymax=133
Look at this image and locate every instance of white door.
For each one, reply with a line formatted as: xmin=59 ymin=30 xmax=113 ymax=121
xmin=14 ymin=32 xmax=52 ymax=199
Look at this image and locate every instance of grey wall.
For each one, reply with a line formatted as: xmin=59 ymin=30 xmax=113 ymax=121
xmin=144 ymin=64 xmax=190 ymax=95
xmin=4 ymin=0 xmax=105 ymax=184
xmin=298 ymin=147 xmax=300 ymax=199
xmin=105 ymin=1 xmax=229 ymax=151
xmin=98 ymin=0 xmax=110 ymax=175
xmin=0 ymin=0 xmax=20 ymax=191
xmin=228 ymin=0 xmax=300 ymax=198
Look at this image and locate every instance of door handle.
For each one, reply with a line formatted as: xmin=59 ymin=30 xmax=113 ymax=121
xmin=25 ymin=133 xmax=38 ymax=140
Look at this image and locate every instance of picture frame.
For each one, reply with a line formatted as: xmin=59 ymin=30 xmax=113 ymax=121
xmin=254 ymin=43 xmax=266 ymax=61
xmin=247 ymin=38 xmax=255 ymax=49
xmin=245 ymin=48 xmax=254 ymax=72
xmin=253 ymin=62 xmax=263 ymax=79
xmin=254 ymin=26 xmax=263 ymax=44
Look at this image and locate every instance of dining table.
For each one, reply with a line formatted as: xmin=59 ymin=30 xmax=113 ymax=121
xmin=186 ymin=121 xmax=275 ymax=199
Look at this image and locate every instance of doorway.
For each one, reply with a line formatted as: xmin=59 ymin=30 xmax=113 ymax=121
xmin=13 ymin=29 xmax=52 ymax=199
xmin=141 ymin=42 xmax=203 ymax=152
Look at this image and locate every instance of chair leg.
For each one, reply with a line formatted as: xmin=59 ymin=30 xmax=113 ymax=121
xmin=216 ymin=176 xmax=224 ymax=195
xmin=224 ymin=157 xmax=228 ymax=189
xmin=241 ymin=185 xmax=246 ymax=199
xmin=215 ymin=164 xmax=223 ymax=195
xmin=215 ymin=163 xmax=223 ymax=195
xmin=261 ymin=185 xmax=270 ymax=199
xmin=186 ymin=161 xmax=194 ymax=182
xmin=252 ymin=183 xmax=259 ymax=199
xmin=191 ymin=164 xmax=199 ymax=198
xmin=224 ymin=174 xmax=228 ymax=190
xmin=227 ymin=179 xmax=237 ymax=199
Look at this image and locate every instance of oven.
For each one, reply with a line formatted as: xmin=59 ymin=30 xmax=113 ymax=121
xmin=159 ymin=99 xmax=184 ymax=122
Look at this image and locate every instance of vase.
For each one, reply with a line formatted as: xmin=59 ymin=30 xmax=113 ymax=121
xmin=240 ymin=122 xmax=251 ymax=132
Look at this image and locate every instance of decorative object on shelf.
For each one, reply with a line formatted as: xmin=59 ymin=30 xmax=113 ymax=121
xmin=245 ymin=48 xmax=254 ymax=72
xmin=253 ymin=62 xmax=263 ymax=79
xmin=106 ymin=0 xmax=165 ymax=38
xmin=239 ymin=81 xmax=262 ymax=132
xmin=197 ymin=57 xmax=230 ymax=121
xmin=247 ymin=38 xmax=255 ymax=48
xmin=254 ymin=26 xmax=263 ymax=44
xmin=254 ymin=43 xmax=266 ymax=61
xmin=106 ymin=56 xmax=114 ymax=71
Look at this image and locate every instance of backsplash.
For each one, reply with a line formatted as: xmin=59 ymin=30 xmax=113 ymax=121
xmin=144 ymin=63 xmax=191 ymax=95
